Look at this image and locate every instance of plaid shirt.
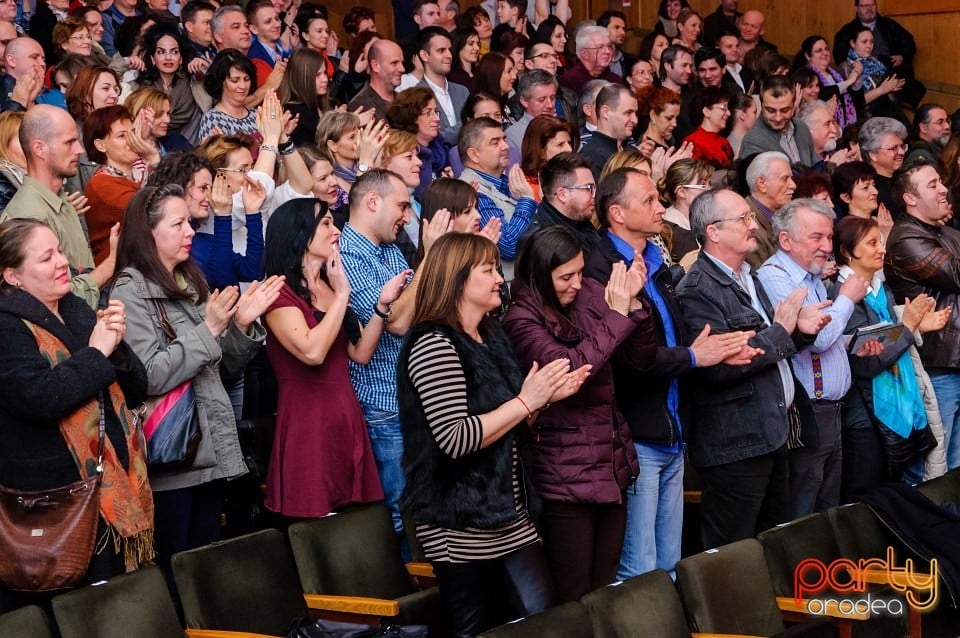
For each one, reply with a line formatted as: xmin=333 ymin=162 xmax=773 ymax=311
xmin=339 ymin=223 xmax=410 ymax=413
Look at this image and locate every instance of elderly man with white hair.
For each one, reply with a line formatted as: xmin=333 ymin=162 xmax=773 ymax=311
xmin=559 ymin=24 xmax=621 ymax=93
xmin=799 ymin=100 xmax=854 ymax=169
xmin=744 ymin=151 xmax=796 ymax=269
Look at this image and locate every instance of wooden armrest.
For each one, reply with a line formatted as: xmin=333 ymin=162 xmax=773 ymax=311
xmin=405 ymin=562 xmax=435 ymax=578
xmin=856 ymin=568 xmax=932 ymax=589
xmin=776 ymin=597 xmax=870 ymax=621
xmin=186 ymin=630 xmax=278 ymax=638
xmin=684 ymin=490 xmax=702 ymax=504
xmin=304 ymin=594 xmax=400 ymax=617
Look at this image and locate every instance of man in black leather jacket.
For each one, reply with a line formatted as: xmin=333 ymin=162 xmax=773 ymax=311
xmin=884 ymin=163 xmax=960 ymax=469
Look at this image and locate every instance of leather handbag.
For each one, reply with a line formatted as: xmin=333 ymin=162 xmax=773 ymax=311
xmin=137 ymin=298 xmax=201 ymax=470
xmin=286 ymin=619 xmax=428 ymax=638
xmin=0 ymin=398 xmax=105 ymax=592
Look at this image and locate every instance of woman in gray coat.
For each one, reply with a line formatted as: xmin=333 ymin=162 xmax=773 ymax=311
xmin=110 ymin=185 xmax=284 ymax=579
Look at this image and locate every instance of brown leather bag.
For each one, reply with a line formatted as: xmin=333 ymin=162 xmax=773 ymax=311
xmin=0 ymin=398 xmax=105 ymax=592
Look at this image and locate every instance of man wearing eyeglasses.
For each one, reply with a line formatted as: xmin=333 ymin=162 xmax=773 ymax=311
xmin=517 ymin=153 xmax=598 ymax=255
xmin=559 ymin=24 xmax=620 ymax=94
xmin=905 ymin=105 xmax=951 ymax=167
xmin=522 ymin=41 xmax=578 ymax=127
xmin=677 ymin=189 xmax=829 ymax=547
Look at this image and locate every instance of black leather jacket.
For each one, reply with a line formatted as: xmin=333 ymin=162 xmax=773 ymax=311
xmin=884 ymin=214 xmax=960 ymax=370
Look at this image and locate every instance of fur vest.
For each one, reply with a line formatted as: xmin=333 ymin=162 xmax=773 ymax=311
xmin=398 ymin=320 xmax=539 ymax=530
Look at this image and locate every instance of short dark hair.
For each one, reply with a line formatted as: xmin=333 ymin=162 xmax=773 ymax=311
xmin=793 ymin=170 xmax=833 ymax=200
xmin=458 ymin=116 xmax=502 ymax=164
xmin=540 ymin=152 xmax=593 ymax=203
xmin=891 ymin=163 xmax=929 ymax=207
xmin=386 ymin=86 xmax=435 ymax=135
xmin=204 ymin=49 xmax=258 ymax=103
xmin=760 ymin=74 xmax=795 ymax=99
xmin=417 ymin=25 xmax=451 ymax=55
xmin=596 ymin=167 xmax=642 ymax=227
xmin=245 ymin=0 xmax=274 ymax=26
xmin=694 ymin=46 xmax=724 ymax=71
xmin=790 ymin=67 xmax=818 ymax=90
xmin=596 ymin=83 xmax=632 ymax=115
xmin=147 ymin=151 xmax=216 ymax=190
xmin=660 ymin=44 xmax=693 ymax=83
xmin=830 ymin=160 xmax=876 ymax=214
xmin=181 ymin=0 xmax=215 ymax=26
xmin=833 ymin=215 xmax=878 ymax=266
xmin=82 ymin=105 xmax=132 ymax=164
xmin=912 ymin=103 xmax=946 ymax=137
xmin=342 ymin=6 xmax=374 ymax=36
xmin=596 ymin=10 xmax=626 ymax=27
xmin=690 ymin=86 xmax=730 ymax=126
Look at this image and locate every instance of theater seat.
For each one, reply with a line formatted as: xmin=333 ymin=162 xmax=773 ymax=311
xmin=477 ymin=601 xmax=593 ymax=638
xmin=580 ymin=569 xmax=693 ymax=638
xmin=287 ymin=504 xmax=442 ymax=629
xmin=51 ymin=567 xmax=183 ymax=638
xmin=0 ymin=605 xmax=51 ymax=638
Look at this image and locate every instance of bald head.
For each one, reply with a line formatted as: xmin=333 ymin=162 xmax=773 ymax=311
xmin=5 ymin=36 xmax=44 ymax=78
xmin=739 ymin=10 xmax=765 ymax=44
xmin=369 ymin=39 xmax=404 ymax=91
xmin=0 ymin=21 xmax=16 ymax=72
xmin=20 ymin=104 xmax=83 ymax=181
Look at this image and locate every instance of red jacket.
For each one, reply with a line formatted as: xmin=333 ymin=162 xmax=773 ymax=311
xmin=502 ymin=278 xmax=655 ymax=504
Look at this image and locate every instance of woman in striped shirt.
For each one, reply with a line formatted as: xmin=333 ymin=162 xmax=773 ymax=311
xmin=397 ymin=233 xmax=588 ymax=638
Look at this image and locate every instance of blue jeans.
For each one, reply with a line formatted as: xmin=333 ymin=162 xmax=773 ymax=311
xmin=362 ymin=403 xmax=405 ymax=535
xmin=930 ymin=373 xmax=960 ymax=470
xmin=617 ymin=443 xmax=684 ymax=580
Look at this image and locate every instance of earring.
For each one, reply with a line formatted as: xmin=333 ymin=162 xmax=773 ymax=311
xmin=14 ymin=281 xmax=21 ymax=288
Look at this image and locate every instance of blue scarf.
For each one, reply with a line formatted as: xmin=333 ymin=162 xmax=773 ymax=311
xmin=862 ymin=285 xmax=927 ymax=438
xmin=846 ymin=49 xmax=887 ymax=87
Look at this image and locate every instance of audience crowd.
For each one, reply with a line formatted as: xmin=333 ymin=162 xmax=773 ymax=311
xmin=2 ymin=0 xmax=960 ymax=635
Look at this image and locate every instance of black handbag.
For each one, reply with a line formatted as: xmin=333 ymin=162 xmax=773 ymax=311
xmin=879 ymin=421 xmax=937 ymax=477
xmin=286 ymin=618 xmax=428 ymax=638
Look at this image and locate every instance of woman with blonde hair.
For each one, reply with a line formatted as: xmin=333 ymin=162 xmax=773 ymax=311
xmin=658 ymin=158 xmax=711 ymax=264
xmin=0 ymin=112 xmax=26 ymax=212
xmin=295 ymin=145 xmax=348 ymax=223
xmin=125 ymin=86 xmax=192 ymax=157
xmin=378 ymin=129 xmax=425 ymax=267
xmin=316 ymin=110 xmax=387 ymax=193
xmin=673 ymin=8 xmax=702 ymax=51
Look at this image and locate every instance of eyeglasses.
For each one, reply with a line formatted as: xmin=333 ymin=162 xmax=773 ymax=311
xmin=711 ymin=103 xmax=730 ymax=112
xmin=710 ymin=210 xmax=756 ymax=226
xmin=581 ymin=43 xmax=615 ymax=53
xmin=879 ymin=143 xmax=907 ymax=153
xmin=69 ymin=33 xmax=93 ymax=42
xmin=217 ymin=166 xmax=250 ymax=174
xmin=681 ymin=184 xmax=708 ymax=190
xmin=420 ymin=108 xmax=441 ymax=118
xmin=563 ymin=183 xmax=596 ymax=195
xmin=527 ymin=52 xmax=559 ymax=61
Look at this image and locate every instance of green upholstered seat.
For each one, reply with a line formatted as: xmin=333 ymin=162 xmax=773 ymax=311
xmin=0 ymin=605 xmax=52 ymax=638
xmin=477 ymin=601 xmax=593 ymax=638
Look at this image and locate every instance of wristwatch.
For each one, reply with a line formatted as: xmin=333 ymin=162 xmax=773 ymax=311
xmin=374 ymin=302 xmax=392 ymax=320
xmin=357 ymin=162 xmax=370 ymax=174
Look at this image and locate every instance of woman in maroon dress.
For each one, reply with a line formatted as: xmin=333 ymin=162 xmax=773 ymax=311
xmin=262 ymin=198 xmax=411 ymax=518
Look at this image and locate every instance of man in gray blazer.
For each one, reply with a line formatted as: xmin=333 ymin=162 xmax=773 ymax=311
xmin=740 ymin=75 xmax=820 ymax=169
xmin=415 ymin=26 xmax=469 ymax=145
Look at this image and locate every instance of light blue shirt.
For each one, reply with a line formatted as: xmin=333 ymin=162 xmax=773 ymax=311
xmin=757 ymin=251 xmax=854 ymax=401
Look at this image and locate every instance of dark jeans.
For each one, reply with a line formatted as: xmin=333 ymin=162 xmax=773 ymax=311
xmin=789 ymin=400 xmax=843 ymax=518
xmin=540 ymin=498 xmax=627 ymax=603
xmin=840 ymin=391 xmax=886 ymax=503
xmin=698 ymin=446 xmax=790 ymax=549
xmin=153 ymin=480 xmax=226 ymax=613
xmin=432 ymin=542 xmax=553 ymax=638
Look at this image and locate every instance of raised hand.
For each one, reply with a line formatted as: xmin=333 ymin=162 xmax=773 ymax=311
xmin=690 ymin=324 xmax=754 ymax=367
xmin=796 ymin=301 xmax=832 ymax=335
xmin=549 ymin=364 xmax=593 ymax=402
xmin=65 ymin=191 xmax=90 ymax=217
xmin=479 ymin=217 xmax=502 ymax=244
xmin=239 ymin=174 xmax=267 ymax=213
xmin=256 ymin=90 xmax=284 ymax=143
xmin=901 ymin=294 xmax=933 ymax=332
xmin=626 ymin=255 xmax=647 ymax=298
xmin=507 ymin=164 xmax=535 ymax=200
xmin=421 ymin=208 xmax=453 ymax=255
xmin=773 ymin=287 xmax=807 ymax=334
xmin=357 ymin=118 xmax=389 ymax=167
xmin=204 ymin=287 xmax=239 ymax=337
xmin=187 ymin=57 xmax=210 ymax=75
xmin=89 ymin=306 xmax=122 ymax=357
xmin=838 ymin=272 xmax=869 ymax=304
xmin=876 ymin=204 xmax=894 ymax=241
xmin=325 ymin=244 xmax=352 ymax=298
xmin=234 ymin=275 xmax=286 ymax=331
xmin=919 ymin=304 xmax=951 ymax=334
xmin=210 ymin=172 xmax=233 ymax=214
xmin=518 ymin=358 xmax=571 ymax=412
xmin=604 ymin=262 xmax=631 ymax=316
xmin=379 ymin=268 xmax=414 ymax=307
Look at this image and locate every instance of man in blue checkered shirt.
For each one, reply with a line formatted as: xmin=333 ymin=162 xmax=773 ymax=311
xmin=339 ymin=168 xmax=447 ymax=539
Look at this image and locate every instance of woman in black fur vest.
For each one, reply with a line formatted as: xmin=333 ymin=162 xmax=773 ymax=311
xmin=397 ymin=233 xmax=587 ymax=638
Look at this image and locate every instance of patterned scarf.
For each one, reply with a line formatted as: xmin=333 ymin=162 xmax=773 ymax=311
xmin=810 ymin=64 xmax=858 ymax=129
xmin=846 ymin=49 xmax=887 ymax=87
xmin=25 ymin=321 xmax=154 ymax=570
